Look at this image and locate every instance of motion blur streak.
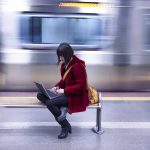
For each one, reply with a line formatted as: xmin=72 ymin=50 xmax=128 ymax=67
xmin=0 ymin=0 xmax=150 ymax=91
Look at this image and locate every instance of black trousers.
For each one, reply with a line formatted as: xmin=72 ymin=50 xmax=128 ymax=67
xmin=37 ymin=91 xmax=68 ymax=121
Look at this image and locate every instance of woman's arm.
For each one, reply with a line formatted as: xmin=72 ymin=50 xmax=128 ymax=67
xmin=55 ymin=79 xmax=65 ymax=89
xmin=65 ymin=64 xmax=87 ymax=96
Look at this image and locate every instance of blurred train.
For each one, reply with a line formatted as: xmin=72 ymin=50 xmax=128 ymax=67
xmin=0 ymin=0 xmax=150 ymax=91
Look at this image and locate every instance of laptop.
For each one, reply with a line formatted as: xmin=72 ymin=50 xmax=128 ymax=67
xmin=34 ymin=82 xmax=63 ymax=99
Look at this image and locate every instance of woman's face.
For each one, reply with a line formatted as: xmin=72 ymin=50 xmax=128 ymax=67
xmin=59 ymin=56 xmax=65 ymax=63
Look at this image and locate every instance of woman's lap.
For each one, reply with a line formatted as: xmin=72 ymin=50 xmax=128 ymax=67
xmin=48 ymin=95 xmax=68 ymax=107
xmin=37 ymin=92 xmax=68 ymax=107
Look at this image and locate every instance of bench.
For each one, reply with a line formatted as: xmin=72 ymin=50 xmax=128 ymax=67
xmin=0 ymin=92 xmax=104 ymax=134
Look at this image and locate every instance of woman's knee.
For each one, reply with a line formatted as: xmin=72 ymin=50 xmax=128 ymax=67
xmin=37 ymin=93 xmax=48 ymax=104
xmin=37 ymin=93 xmax=43 ymax=100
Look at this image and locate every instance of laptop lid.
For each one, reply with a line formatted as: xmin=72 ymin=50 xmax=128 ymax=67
xmin=34 ymin=82 xmax=51 ymax=99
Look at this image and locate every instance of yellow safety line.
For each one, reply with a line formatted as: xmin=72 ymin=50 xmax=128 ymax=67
xmin=103 ymin=97 xmax=150 ymax=101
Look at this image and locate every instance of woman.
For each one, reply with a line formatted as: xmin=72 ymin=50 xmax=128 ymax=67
xmin=37 ymin=43 xmax=89 ymax=139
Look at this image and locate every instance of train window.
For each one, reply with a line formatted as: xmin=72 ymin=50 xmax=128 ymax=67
xmin=42 ymin=17 xmax=101 ymax=45
xmin=32 ymin=17 xmax=41 ymax=43
xmin=143 ymin=14 xmax=150 ymax=50
xmin=42 ymin=18 xmax=69 ymax=43
xmin=20 ymin=16 xmax=31 ymax=43
xmin=20 ymin=15 xmax=113 ymax=49
xmin=20 ymin=16 xmax=41 ymax=44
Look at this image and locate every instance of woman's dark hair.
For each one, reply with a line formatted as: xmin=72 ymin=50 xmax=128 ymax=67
xmin=57 ymin=43 xmax=74 ymax=64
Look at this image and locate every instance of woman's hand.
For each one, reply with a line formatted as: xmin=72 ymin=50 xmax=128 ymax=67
xmin=50 ymin=86 xmax=59 ymax=93
xmin=56 ymin=88 xmax=64 ymax=94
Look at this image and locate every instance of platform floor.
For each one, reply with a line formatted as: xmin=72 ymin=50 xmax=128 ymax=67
xmin=0 ymin=92 xmax=150 ymax=150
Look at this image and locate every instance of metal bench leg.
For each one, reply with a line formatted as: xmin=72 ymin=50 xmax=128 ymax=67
xmin=92 ymin=107 xmax=104 ymax=134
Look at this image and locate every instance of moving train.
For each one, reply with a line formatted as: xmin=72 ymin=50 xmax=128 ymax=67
xmin=0 ymin=0 xmax=150 ymax=91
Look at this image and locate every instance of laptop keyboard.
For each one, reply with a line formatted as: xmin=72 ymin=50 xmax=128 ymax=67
xmin=47 ymin=90 xmax=64 ymax=98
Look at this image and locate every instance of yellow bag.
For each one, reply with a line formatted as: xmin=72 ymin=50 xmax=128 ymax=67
xmin=88 ymin=85 xmax=99 ymax=104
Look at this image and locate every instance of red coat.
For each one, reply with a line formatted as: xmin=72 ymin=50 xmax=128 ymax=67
xmin=55 ymin=55 xmax=89 ymax=113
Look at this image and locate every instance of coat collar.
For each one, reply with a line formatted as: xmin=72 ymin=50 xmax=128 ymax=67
xmin=64 ymin=55 xmax=85 ymax=70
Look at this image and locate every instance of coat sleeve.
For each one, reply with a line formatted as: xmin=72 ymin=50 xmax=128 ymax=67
xmin=65 ymin=64 xmax=87 ymax=95
xmin=55 ymin=79 xmax=65 ymax=88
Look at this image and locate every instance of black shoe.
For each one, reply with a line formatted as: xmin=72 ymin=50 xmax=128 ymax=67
xmin=57 ymin=107 xmax=68 ymax=121
xmin=58 ymin=126 xmax=72 ymax=139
